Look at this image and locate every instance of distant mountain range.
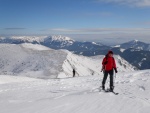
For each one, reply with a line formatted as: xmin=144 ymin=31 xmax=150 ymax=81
xmin=0 ymin=35 xmax=110 ymax=55
xmin=0 ymin=35 xmax=150 ymax=70
xmin=115 ymin=40 xmax=150 ymax=51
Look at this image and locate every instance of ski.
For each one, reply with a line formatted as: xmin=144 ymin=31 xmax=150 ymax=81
xmin=104 ymin=89 xmax=119 ymax=95
xmin=99 ymin=87 xmax=119 ymax=95
xmin=96 ymin=87 xmax=119 ymax=95
xmin=112 ymin=92 xmax=119 ymax=95
xmin=109 ymin=91 xmax=119 ymax=95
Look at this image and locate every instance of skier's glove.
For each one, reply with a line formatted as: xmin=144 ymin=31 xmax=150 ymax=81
xmin=104 ymin=61 xmax=108 ymax=65
xmin=114 ymin=68 xmax=118 ymax=73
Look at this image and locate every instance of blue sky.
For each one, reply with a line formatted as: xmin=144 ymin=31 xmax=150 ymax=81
xmin=0 ymin=0 xmax=150 ymax=43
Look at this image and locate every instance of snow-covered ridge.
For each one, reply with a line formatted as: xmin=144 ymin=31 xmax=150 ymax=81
xmin=0 ymin=44 xmax=67 ymax=78
xmin=60 ymin=53 xmax=101 ymax=78
xmin=0 ymin=43 xmax=136 ymax=79
xmin=50 ymin=35 xmax=75 ymax=47
xmin=59 ymin=53 xmax=136 ymax=78
xmin=11 ymin=36 xmax=47 ymax=43
xmin=21 ymin=43 xmax=50 ymax=51
xmin=0 ymin=35 xmax=75 ymax=44
xmin=51 ymin=35 xmax=74 ymax=42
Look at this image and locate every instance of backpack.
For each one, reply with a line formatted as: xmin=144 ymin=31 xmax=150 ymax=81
xmin=101 ymin=54 xmax=114 ymax=72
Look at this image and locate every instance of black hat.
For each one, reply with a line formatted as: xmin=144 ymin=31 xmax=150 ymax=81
xmin=108 ymin=50 xmax=113 ymax=54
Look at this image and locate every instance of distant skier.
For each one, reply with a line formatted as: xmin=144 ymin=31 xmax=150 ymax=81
xmin=73 ymin=69 xmax=76 ymax=77
xmin=101 ymin=50 xmax=118 ymax=92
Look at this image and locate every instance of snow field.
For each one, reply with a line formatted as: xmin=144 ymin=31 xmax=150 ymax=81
xmin=0 ymin=70 xmax=150 ymax=113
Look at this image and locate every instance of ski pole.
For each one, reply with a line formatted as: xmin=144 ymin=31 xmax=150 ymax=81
xmin=113 ymin=69 xmax=117 ymax=89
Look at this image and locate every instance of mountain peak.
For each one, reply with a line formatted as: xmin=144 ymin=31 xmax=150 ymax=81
xmin=128 ymin=39 xmax=139 ymax=44
xmin=51 ymin=35 xmax=75 ymax=42
xmin=120 ymin=39 xmax=150 ymax=51
xmin=132 ymin=39 xmax=139 ymax=43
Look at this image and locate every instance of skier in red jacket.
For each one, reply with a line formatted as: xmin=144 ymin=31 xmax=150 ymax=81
xmin=101 ymin=50 xmax=118 ymax=92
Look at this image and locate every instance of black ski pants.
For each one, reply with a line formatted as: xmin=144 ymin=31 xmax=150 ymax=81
xmin=102 ymin=69 xmax=114 ymax=89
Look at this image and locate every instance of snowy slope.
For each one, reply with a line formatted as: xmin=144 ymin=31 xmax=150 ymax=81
xmin=0 ymin=70 xmax=150 ymax=113
xmin=59 ymin=53 xmax=137 ymax=78
xmin=0 ymin=75 xmax=39 ymax=84
xmin=0 ymin=43 xmax=67 ymax=78
xmin=0 ymin=43 xmax=136 ymax=79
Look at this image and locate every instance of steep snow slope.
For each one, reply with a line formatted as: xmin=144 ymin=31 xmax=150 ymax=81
xmin=60 ymin=53 xmax=136 ymax=78
xmin=0 ymin=70 xmax=150 ymax=113
xmin=61 ymin=53 xmax=101 ymax=78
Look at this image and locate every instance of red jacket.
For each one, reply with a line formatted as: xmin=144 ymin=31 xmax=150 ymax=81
xmin=102 ymin=56 xmax=116 ymax=71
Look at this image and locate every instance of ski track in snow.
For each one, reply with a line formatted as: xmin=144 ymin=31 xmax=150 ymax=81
xmin=0 ymin=70 xmax=150 ymax=113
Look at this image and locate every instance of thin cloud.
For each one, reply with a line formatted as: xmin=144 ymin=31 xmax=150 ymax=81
xmin=95 ymin=0 xmax=150 ymax=7
xmin=46 ymin=28 xmax=150 ymax=33
xmin=4 ymin=28 xmax=26 ymax=30
xmin=84 ymin=12 xmax=113 ymax=17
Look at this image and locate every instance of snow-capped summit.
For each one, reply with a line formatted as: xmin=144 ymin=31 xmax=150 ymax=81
xmin=11 ymin=36 xmax=47 ymax=43
xmin=51 ymin=35 xmax=75 ymax=42
xmin=0 ymin=35 xmax=110 ymax=56
xmin=122 ymin=39 xmax=139 ymax=46
xmin=0 ymin=36 xmax=48 ymax=44
xmin=119 ymin=39 xmax=150 ymax=51
xmin=42 ymin=35 xmax=75 ymax=48
xmin=0 ymin=35 xmax=75 ymax=45
xmin=133 ymin=39 xmax=139 ymax=43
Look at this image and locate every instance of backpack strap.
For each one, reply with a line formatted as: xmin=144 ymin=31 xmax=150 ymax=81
xmin=104 ymin=54 xmax=108 ymax=65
